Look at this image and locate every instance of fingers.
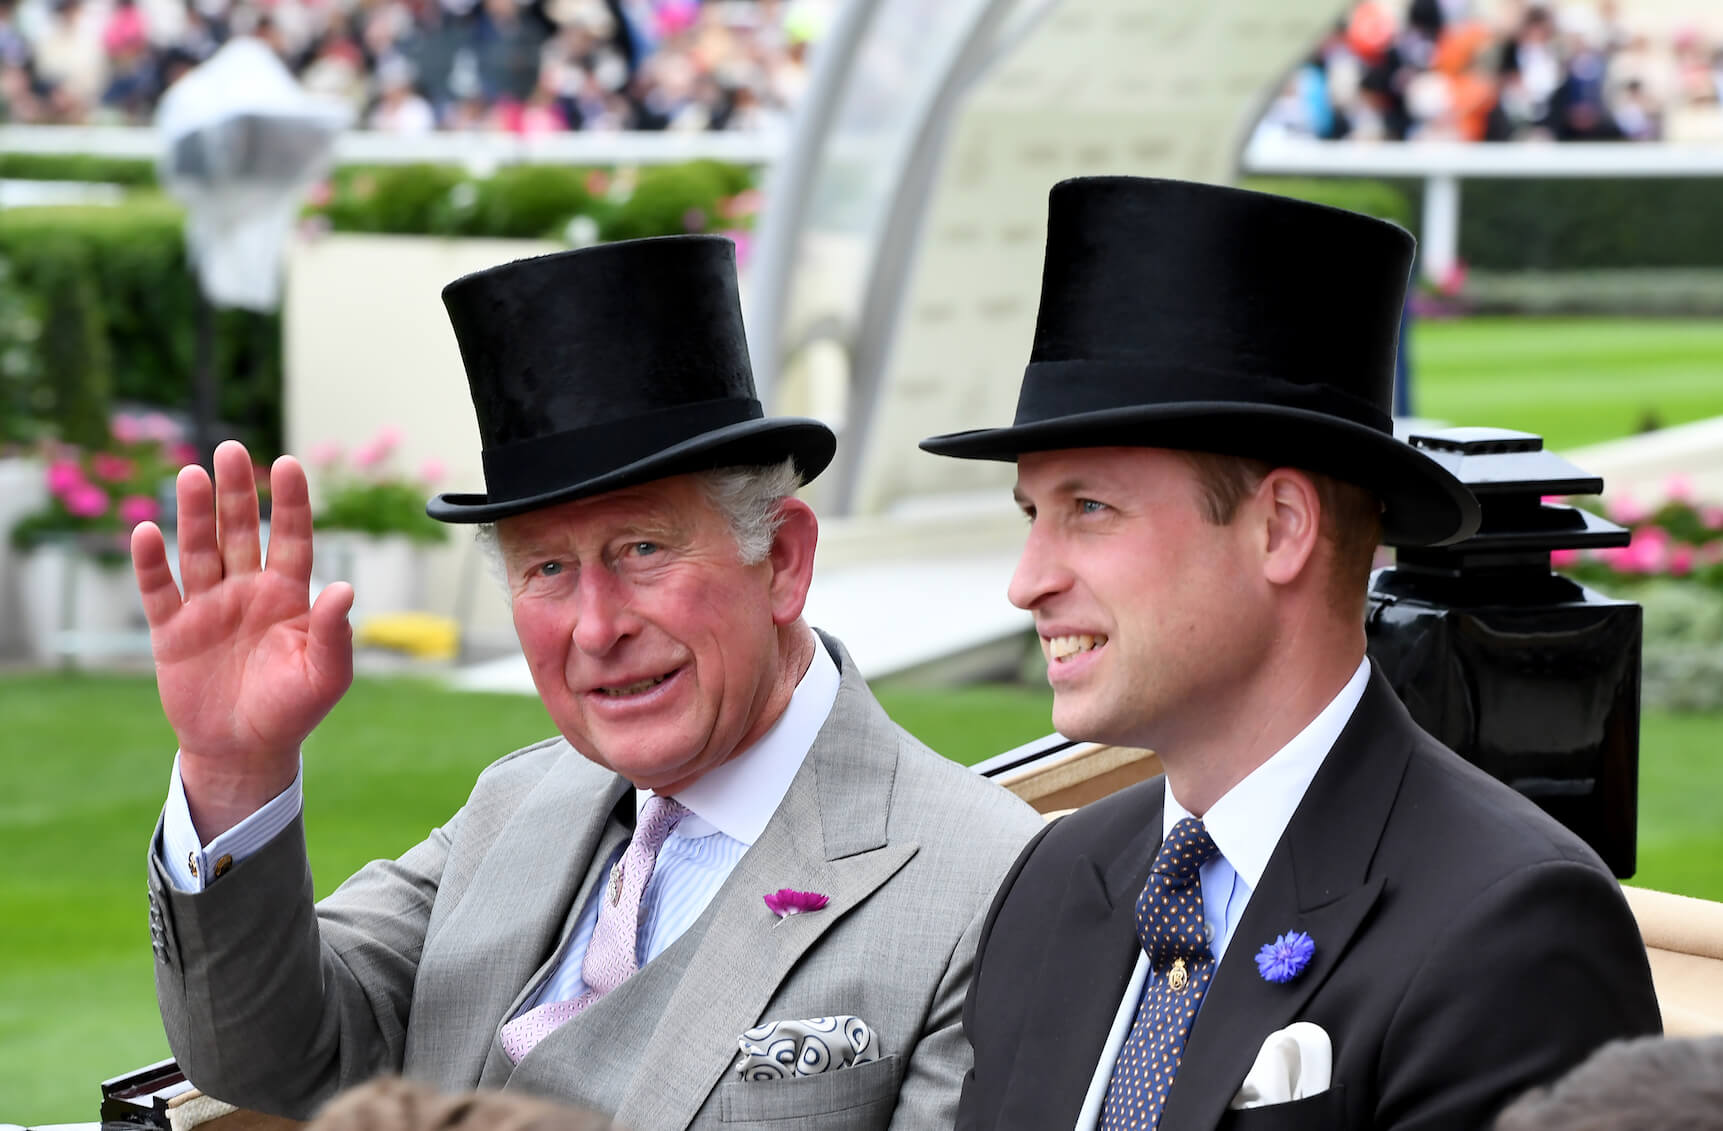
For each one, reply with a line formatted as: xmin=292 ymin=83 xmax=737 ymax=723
xmin=306 ymin=581 xmax=356 ymax=692
xmin=175 ymin=462 xmax=223 ymax=596
xmin=215 ymin=440 xmax=263 ymax=578
xmin=130 ymin=520 xmax=183 ymax=628
xmin=264 ymin=455 xmax=314 ymax=586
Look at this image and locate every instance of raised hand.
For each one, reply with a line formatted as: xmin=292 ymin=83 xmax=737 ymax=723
xmin=131 ymin=439 xmax=355 ymax=840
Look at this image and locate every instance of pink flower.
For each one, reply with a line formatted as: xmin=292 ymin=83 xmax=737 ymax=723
xmin=1550 ymin=548 xmax=1580 ymax=568
xmin=46 ymin=459 xmax=86 ymax=497
xmin=1700 ymin=541 xmax=1723 ymax=566
xmin=1669 ymin=544 xmax=1696 ymax=576
xmin=306 ymin=180 xmax=333 ymax=208
xmin=372 ymin=425 xmax=404 ymax=452
xmin=308 ymin=441 xmax=343 ymax=470
xmin=1606 ymin=495 xmax=1649 ymax=526
xmin=1702 ymin=506 xmax=1723 ymax=532
xmin=723 ymin=229 xmax=753 ymax=270
xmin=140 ymin=412 xmax=182 ymax=443
xmin=418 ymin=457 xmax=446 ymax=486
xmin=118 ymin=495 xmax=160 ymax=527
xmin=65 ymin=484 xmax=109 ymax=518
xmin=584 ymin=169 xmax=612 ymax=197
xmin=91 ymin=453 xmax=135 ymax=482
xmin=110 ymin=414 xmax=144 ymax=444
xmin=170 ymin=442 xmax=200 ymax=468
xmin=763 ymin=889 xmax=829 ymax=920
xmin=1664 ymin=474 xmax=1695 ymax=503
xmin=682 ymin=207 xmax=707 ymax=233
xmin=351 ymin=440 xmax=387 ymax=470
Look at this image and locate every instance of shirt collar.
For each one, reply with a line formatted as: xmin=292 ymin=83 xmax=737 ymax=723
xmin=1164 ymin=656 xmax=1371 ymax=889
xmin=637 ymin=638 xmax=841 ymax=846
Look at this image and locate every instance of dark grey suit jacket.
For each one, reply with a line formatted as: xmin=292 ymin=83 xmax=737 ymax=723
xmin=148 ymin=634 xmax=1042 ymax=1129
xmin=957 ymin=668 xmax=1661 ymax=1130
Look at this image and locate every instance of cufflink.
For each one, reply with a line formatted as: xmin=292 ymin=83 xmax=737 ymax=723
xmin=187 ymin=852 xmax=199 ymax=879
xmin=213 ymin=854 xmax=233 ymax=880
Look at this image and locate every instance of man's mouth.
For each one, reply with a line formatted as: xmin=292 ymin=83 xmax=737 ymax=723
xmin=1047 ymin=634 xmax=1108 ymax=662
xmin=595 ymin=670 xmax=677 ymax=697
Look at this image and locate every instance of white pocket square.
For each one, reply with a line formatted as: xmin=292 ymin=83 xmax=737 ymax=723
xmin=733 ymin=1016 xmax=876 ymax=1080
xmin=1229 ymin=1021 xmax=1332 ymax=1109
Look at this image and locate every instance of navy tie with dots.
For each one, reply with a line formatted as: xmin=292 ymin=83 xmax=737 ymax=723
xmin=1099 ymin=816 xmax=1221 ymax=1129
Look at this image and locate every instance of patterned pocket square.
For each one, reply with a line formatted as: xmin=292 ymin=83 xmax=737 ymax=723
xmin=733 ymin=1016 xmax=877 ymax=1080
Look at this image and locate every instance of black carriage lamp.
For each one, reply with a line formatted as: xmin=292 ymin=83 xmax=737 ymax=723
xmin=1366 ymin=426 xmax=1641 ymax=878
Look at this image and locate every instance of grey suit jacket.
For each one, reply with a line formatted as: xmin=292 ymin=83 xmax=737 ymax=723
xmin=148 ymin=634 xmax=1042 ymax=1130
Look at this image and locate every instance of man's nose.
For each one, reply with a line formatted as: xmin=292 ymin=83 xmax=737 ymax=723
xmin=571 ymin=568 xmax=637 ymax=654
xmin=1006 ymin=525 xmax=1071 ymax=611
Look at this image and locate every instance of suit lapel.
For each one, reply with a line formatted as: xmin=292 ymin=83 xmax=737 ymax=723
xmin=459 ymin=751 xmax=633 ymax=1088
xmin=1158 ymin=672 xmax=1414 ymax=1130
xmin=997 ymin=783 xmax=1167 ymax=1128
xmin=612 ymin=636 xmax=919 ymax=1131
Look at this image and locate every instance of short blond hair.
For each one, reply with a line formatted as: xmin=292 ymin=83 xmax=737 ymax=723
xmin=1179 ymin=451 xmax=1382 ymax=616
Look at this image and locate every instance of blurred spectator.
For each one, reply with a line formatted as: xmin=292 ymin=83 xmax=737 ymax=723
xmin=1256 ymin=0 xmax=1723 ymax=145
xmin=1493 ymin=1035 xmax=1723 ymax=1131
xmin=308 ymin=1077 xmax=618 ymax=1131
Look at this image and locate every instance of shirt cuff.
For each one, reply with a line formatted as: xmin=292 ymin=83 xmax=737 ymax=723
xmin=158 ymin=753 xmax=304 ymax=892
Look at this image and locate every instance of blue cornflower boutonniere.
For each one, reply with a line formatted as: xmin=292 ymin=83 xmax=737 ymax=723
xmin=1255 ymin=930 xmax=1315 ymax=984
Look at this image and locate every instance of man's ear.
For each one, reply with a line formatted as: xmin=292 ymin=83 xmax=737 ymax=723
xmin=1257 ymin=468 xmax=1321 ymax=588
xmin=766 ymin=497 xmax=818 ymax=626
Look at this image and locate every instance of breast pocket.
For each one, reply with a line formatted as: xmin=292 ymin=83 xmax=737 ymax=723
xmin=1215 ymin=1084 xmax=1348 ymax=1131
xmin=717 ymin=1053 xmax=901 ymax=1128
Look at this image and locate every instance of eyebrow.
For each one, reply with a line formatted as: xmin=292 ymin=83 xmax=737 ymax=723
xmin=1015 ymin=476 xmax=1109 ymax=506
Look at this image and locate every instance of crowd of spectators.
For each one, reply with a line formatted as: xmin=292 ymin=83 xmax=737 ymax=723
xmin=0 ymin=0 xmax=827 ymax=132
xmin=5 ymin=0 xmax=1722 ymax=139
xmin=1258 ymin=0 xmax=1723 ymax=143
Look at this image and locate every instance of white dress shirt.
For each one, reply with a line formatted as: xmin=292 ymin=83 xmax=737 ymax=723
xmin=1073 ymin=657 xmax=1371 ymax=1130
xmin=157 ymin=641 xmax=842 ymax=1009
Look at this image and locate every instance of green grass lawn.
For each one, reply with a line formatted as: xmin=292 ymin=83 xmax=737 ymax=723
xmin=2 ymin=671 xmax=1719 ymax=1123
xmin=1412 ymin=317 xmax=1723 ymax=451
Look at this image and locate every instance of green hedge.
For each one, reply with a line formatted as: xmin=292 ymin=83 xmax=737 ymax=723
xmin=0 ymin=196 xmax=283 ymax=456
xmin=0 ymin=158 xmax=760 ymax=454
xmin=1457 ymin=178 xmax=1723 ymax=270
xmin=0 ymin=153 xmax=159 ymax=187
xmin=1239 ymin=176 xmax=1415 ymax=229
xmin=310 ymin=158 xmax=757 ymax=242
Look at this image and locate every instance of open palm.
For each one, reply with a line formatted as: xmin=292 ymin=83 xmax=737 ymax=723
xmin=132 ymin=441 xmax=354 ymax=836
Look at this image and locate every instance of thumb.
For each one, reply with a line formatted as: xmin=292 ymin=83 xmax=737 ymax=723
xmin=307 ymin=581 xmax=356 ymax=690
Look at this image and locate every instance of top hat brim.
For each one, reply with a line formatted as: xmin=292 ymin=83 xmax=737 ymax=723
xmin=427 ymin=417 xmax=836 ymax=524
xmin=920 ymin=403 xmax=1479 ymax=547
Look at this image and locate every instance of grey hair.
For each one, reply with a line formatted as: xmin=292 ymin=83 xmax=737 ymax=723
xmin=471 ymin=458 xmax=802 ymax=587
xmin=695 ymin=458 xmax=802 ymax=565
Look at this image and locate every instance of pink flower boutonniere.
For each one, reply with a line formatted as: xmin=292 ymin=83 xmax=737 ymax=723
xmin=764 ymin=889 xmax=829 ymax=922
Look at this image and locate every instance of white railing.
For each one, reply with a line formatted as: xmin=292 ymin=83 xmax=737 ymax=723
xmin=1240 ymin=136 xmax=1723 ymax=282
xmin=0 ymin=123 xmax=786 ymax=169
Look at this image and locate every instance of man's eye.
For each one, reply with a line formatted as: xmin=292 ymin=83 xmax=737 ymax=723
xmin=1078 ymin=499 xmax=1107 ymax=514
xmin=630 ymin=542 xmax=659 ymax=557
xmin=536 ymin=561 xmax=563 ymax=577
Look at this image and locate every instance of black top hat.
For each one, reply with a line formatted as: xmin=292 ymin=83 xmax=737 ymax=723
xmin=920 ymin=177 xmax=1479 ymax=547
xmin=428 ymin=236 xmax=835 ymax=523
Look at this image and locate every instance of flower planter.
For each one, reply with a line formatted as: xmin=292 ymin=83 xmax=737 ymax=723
xmin=317 ymin=532 xmax=428 ymax=623
xmin=0 ymin=455 xmax=49 ymax=659
xmin=19 ymin=540 xmax=146 ymax=665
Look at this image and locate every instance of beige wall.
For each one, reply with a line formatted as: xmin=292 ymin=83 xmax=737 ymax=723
xmin=284 ymin=233 xmax=560 ymax=651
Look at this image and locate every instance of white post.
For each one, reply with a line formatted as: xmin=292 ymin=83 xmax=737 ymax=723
xmin=1421 ymin=173 xmax=1460 ymax=285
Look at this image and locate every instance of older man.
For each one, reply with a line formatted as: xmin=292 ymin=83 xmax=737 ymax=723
xmin=921 ymin=177 xmax=1660 ymax=1130
xmin=135 ymin=236 xmax=1040 ymax=1129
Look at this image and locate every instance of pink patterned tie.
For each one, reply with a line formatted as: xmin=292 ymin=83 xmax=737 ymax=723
xmin=499 ymin=794 xmax=689 ymax=1063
